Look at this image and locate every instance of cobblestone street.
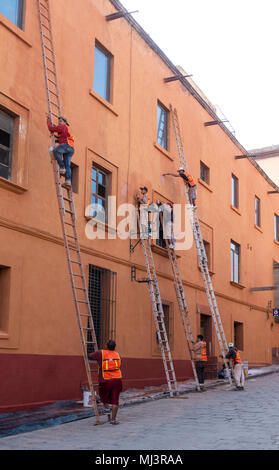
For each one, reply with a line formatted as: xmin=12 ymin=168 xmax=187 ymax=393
xmin=1 ymin=372 xmax=279 ymax=451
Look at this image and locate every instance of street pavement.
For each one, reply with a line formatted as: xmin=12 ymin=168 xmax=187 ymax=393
xmin=1 ymin=370 xmax=279 ymax=450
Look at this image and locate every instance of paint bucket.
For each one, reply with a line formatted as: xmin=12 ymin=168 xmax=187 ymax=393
xmin=243 ymin=360 xmax=248 ymax=377
xmin=83 ymin=391 xmax=93 ymax=407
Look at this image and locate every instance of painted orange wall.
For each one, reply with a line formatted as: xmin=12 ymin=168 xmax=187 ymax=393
xmin=1 ymin=0 xmax=279 ymax=410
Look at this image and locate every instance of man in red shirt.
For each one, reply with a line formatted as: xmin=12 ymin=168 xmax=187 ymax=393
xmin=47 ymin=115 xmax=75 ymax=186
xmin=89 ymin=339 xmax=122 ymax=425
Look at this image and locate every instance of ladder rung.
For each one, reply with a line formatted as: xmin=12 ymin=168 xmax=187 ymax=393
xmin=46 ymin=67 xmax=56 ymax=75
xmin=39 ymin=2 xmax=49 ymax=11
xmin=40 ymin=12 xmax=50 ymax=22
xmin=70 ymin=259 xmax=81 ymax=264
xmin=73 ymin=273 xmax=83 ymax=277
xmin=47 ymin=77 xmax=57 ymax=86
xmin=50 ymin=100 xmax=59 ymax=107
xmin=65 ymin=209 xmax=74 ymax=214
xmin=41 ymin=23 xmax=51 ymax=32
xmin=63 ymin=196 xmax=72 ymax=202
xmin=64 ymin=222 xmax=74 ymax=226
xmin=77 ymin=300 xmax=88 ymax=304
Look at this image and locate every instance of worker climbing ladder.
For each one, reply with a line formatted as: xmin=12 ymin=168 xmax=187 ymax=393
xmin=37 ymin=0 xmax=101 ymax=423
xmin=131 ymin=212 xmax=178 ymax=397
xmin=170 ymin=105 xmax=232 ymax=385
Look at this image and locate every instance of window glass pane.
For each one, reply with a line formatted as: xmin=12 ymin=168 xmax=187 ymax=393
xmin=0 ymin=129 xmax=10 ymax=148
xmin=0 ymin=0 xmax=22 ymax=28
xmin=98 ymin=184 xmax=106 ymax=198
xmin=92 ymin=168 xmax=97 ymax=181
xmin=93 ymin=46 xmax=110 ymax=101
xmin=0 ymin=148 xmax=10 ymax=166
xmin=157 ymin=104 xmax=168 ymax=149
xmin=91 ymin=180 xmax=96 ymax=194
xmin=0 ymin=163 xmax=9 ymax=179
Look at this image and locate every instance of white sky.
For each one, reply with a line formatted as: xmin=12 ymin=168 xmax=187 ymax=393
xmin=119 ymin=0 xmax=279 ymax=150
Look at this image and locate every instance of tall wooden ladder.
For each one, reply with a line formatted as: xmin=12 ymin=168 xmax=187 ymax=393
xmin=170 ymin=105 xmax=232 ymax=385
xmin=132 ymin=213 xmax=178 ymax=397
xmin=37 ymin=0 xmax=101 ymax=423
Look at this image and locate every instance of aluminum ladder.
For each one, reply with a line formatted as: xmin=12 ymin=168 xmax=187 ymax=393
xmin=37 ymin=0 xmax=101 ymax=423
xmin=133 ymin=212 xmax=178 ymax=396
xmin=159 ymin=211 xmax=200 ymax=390
xmin=170 ymin=105 xmax=232 ymax=385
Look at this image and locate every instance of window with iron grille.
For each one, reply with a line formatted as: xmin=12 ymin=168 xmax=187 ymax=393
xmin=87 ymin=265 xmax=117 ymax=352
xmin=0 ymin=0 xmax=24 ymax=29
xmin=93 ymin=41 xmax=112 ymax=102
xmin=90 ymin=165 xmax=109 ymax=222
xmin=157 ymin=102 xmax=168 ymax=150
xmin=0 ymin=110 xmax=14 ymax=180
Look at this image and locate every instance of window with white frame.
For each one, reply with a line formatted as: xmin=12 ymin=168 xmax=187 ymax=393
xmin=231 ymin=240 xmax=240 ymax=283
xmin=157 ymin=102 xmax=168 ymax=150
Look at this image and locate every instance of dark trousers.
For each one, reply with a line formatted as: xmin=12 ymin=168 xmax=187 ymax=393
xmin=196 ymin=360 xmax=205 ymax=384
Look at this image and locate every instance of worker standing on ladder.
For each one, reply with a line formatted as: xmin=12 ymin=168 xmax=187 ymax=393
xmin=192 ymin=334 xmax=207 ymax=391
xmin=47 ymin=115 xmax=75 ymax=187
xmin=163 ymin=168 xmax=197 ymax=207
xmin=225 ymin=343 xmax=245 ymax=391
xmin=89 ymin=339 xmax=123 ymax=425
xmin=135 ymin=186 xmax=153 ymax=237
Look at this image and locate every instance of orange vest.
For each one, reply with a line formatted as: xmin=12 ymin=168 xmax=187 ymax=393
xmin=185 ymin=172 xmax=196 ymax=187
xmin=201 ymin=342 xmax=207 ymax=362
xmin=67 ymin=126 xmax=75 ymax=148
xmin=232 ymin=349 xmax=242 ymax=366
xmin=101 ymin=350 xmax=122 ymax=380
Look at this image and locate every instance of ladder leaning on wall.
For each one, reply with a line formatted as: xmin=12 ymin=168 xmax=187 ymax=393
xmin=170 ymin=105 xmax=232 ymax=385
xmin=131 ymin=212 xmax=178 ymax=397
xmin=158 ymin=209 xmax=201 ymax=391
xmin=37 ymin=0 xmax=102 ymax=424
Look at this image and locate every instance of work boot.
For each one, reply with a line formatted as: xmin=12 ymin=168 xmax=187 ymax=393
xmin=64 ymin=179 xmax=71 ymax=187
xmin=59 ymin=168 xmax=66 ymax=176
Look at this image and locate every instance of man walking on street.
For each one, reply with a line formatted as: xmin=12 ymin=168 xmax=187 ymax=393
xmin=192 ymin=334 xmax=207 ymax=391
xmin=89 ymin=339 xmax=122 ymax=425
xmin=226 ymin=342 xmax=245 ymax=390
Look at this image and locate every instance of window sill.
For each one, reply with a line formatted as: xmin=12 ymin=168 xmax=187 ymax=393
xmin=274 ymin=240 xmax=279 ymax=246
xmin=151 ymin=243 xmax=169 ymax=258
xmin=0 ymin=331 xmax=9 ymax=340
xmin=254 ymin=224 xmax=263 ymax=233
xmin=230 ymin=205 xmax=241 ymax=216
xmin=153 ymin=142 xmax=173 ymax=161
xmin=0 ymin=14 xmax=32 ymax=47
xmin=89 ymin=89 xmax=118 ymax=116
xmin=198 ymin=178 xmax=213 ymax=192
xmin=230 ymin=281 xmax=246 ymax=290
xmin=0 ymin=178 xmax=28 ymax=194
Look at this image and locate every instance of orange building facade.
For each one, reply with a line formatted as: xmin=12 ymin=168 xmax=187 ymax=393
xmin=1 ymin=0 xmax=279 ymax=413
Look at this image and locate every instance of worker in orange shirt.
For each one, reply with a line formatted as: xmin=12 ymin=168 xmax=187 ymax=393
xmin=47 ymin=115 xmax=75 ymax=187
xmin=192 ymin=334 xmax=207 ymax=391
xmin=163 ymin=167 xmax=197 ymax=206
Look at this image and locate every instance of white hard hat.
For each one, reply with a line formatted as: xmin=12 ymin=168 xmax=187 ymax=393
xmin=228 ymin=342 xmax=234 ymax=348
xmin=178 ymin=167 xmax=184 ymax=172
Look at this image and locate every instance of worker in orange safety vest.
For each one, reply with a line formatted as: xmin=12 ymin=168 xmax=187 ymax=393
xmin=226 ymin=343 xmax=245 ymax=390
xmin=192 ymin=334 xmax=207 ymax=391
xmin=89 ymin=339 xmax=123 ymax=425
xmin=163 ymin=167 xmax=197 ymax=206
